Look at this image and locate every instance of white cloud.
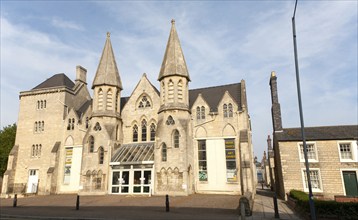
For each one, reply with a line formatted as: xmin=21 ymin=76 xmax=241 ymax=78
xmin=0 ymin=16 xmax=98 ymax=128
xmin=51 ymin=17 xmax=84 ymax=30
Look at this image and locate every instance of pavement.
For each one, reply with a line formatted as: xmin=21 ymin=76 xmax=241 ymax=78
xmin=249 ymin=188 xmax=301 ymax=220
xmin=0 ymin=187 xmax=301 ymax=220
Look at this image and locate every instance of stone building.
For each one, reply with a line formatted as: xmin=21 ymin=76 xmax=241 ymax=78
xmin=269 ymin=71 xmax=358 ymax=200
xmin=1 ymin=20 xmax=255 ymax=197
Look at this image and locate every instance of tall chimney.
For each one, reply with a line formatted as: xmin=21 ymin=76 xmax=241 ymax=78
xmin=269 ymin=71 xmax=283 ymax=131
xmin=76 ymin=65 xmax=87 ymax=84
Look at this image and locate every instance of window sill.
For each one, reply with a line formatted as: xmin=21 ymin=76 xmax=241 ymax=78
xmin=340 ymin=159 xmax=357 ymax=163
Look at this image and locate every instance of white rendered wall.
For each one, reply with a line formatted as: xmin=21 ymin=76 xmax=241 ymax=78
xmin=60 ymin=146 xmax=82 ymax=193
xmin=196 ymin=139 xmax=240 ymax=193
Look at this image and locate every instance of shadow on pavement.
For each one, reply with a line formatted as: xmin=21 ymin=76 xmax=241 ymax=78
xmin=256 ymin=188 xmax=275 ymax=197
xmin=1 ymin=205 xmax=239 ymax=220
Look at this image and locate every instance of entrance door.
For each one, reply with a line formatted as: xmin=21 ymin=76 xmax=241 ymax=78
xmin=111 ymin=169 xmax=152 ymax=194
xmin=121 ymin=171 xmax=129 ymax=193
xmin=132 ymin=170 xmax=152 ymax=193
xmin=27 ymin=169 xmax=38 ymax=193
xmin=111 ymin=170 xmax=129 ymax=194
xmin=343 ymin=171 xmax=358 ymax=196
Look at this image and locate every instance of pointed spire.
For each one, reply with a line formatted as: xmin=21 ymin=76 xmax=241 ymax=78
xmin=92 ymin=32 xmax=123 ymax=89
xmin=158 ymin=19 xmax=190 ymax=81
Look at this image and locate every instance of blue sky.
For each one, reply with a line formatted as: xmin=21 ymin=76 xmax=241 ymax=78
xmin=1 ymin=1 xmax=357 ymax=158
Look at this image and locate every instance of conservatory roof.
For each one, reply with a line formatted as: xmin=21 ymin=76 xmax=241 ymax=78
xmin=110 ymin=142 xmax=154 ymax=165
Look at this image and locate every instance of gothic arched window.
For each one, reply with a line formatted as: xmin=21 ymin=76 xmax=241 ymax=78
xmin=228 ymin=103 xmax=233 ymax=117
xmin=98 ymin=89 xmax=103 ymax=110
xmin=223 ymin=104 xmax=228 ymax=118
xmin=178 ymin=80 xmax=183 ymax=101
xmin=150 ymin=123 xmax=156 ymax=141
xmin=107 ymin=89 xmax=113 ymax=110
xmin=174 ymin=130 xmax=180 ymax=148
xmin=201 ymin=106 xmax=205 ymax=119
xmin=141 ymin=119 xmax=147 ymax=142
xmin=162 ymin=82 xmax=165 ymax=103
xmin=133 ymin=124 xmax=138 ymax=142
xmin=89 ymin=136 xmax=94 ymax=153
xmin=168 ymin=80 xmax=174 ymax=101
xmin=98 ymin=147 xmax=104 ymax=164
xmin=138 ymin=96 xmax=151 ymax=108
xmin=162 ymin=143 xmax=167 ymax=162
xmin=72 ymin=118 xmax=75 ymax=130
xmin=196 ymin=107 xmax=200 ymax=120
xmin=32 ymin=145 xmax=36 ymax=157
xmin=115 ymin=91 xmax=119 ymax=112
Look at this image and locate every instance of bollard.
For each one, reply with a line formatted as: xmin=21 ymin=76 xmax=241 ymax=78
xmin=165 ymin=194 xmax=169 ymax=212
xmin=76 ymin=194 xmax=80 ymax=210
xmin=13 ymin=194 xmax=17 ymax=207
xmin=240 ymin=200 xmax=246 ymax=220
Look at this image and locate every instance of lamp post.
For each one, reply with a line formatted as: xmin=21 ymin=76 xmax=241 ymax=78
xmin=267 ymin=135 xmax=279 ymax=219
xmin=292 ymin=1 xmax=316 ymax=219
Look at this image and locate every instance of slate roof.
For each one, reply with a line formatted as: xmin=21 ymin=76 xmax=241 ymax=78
xmin=32 ymin=73 xmax=75 ymax=90
xmin=276 ymin=125 xmax=358 ymax=141
xmin=189 ymin=83 xmax=241 ymax=112
xmin=76 ymin=100 xmax=92 ymax=118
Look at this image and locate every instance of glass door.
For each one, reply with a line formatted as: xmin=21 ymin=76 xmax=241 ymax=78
xmin=121 ymin=171 xmax=129 ymax=193
xmin=132 ymin=170 xmax=152 ymax=194
xmin=143 ymin=170 xmax=151 ymax=193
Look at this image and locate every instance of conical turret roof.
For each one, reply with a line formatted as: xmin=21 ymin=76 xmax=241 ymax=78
xmin=92 ymin=32 xmax=123 ymax=89
xmin=158 ymin=19 xmax=190 ymax=81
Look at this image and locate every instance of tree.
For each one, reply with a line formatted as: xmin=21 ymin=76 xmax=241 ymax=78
xmin=0 ymin=123 xmax=17 ymax=177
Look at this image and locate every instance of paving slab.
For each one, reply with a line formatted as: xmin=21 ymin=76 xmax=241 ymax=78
xmin=0 ymin=189 xmax=301 ymax=220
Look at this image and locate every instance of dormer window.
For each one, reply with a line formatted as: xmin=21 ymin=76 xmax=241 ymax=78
xmin=196 ymin=106 xmax=206 ymax=120
xmin=223 ymin=103 xmax=233 ymax=118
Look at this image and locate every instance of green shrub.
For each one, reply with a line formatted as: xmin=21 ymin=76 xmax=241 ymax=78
xmin=289 ymin=190 xmax=358 ymax=219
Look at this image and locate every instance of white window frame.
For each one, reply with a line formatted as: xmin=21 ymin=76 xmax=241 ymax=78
xmin=337 ymin=141 xmax=358 ymax=162
xmin=297 ymin=142 xmax=318 ymax=163
xmin=301 ymin=168 xmax=323 ymax=193
xmin=340 ymin=168 xmax=358 ymax=196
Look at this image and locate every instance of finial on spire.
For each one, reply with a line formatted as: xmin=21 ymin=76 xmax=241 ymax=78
xmin=107 ymin=32 xmax=110 ymax=38
xmin=171 ymin=19 xmax=175 ymax=25
xmin=271 ymin=71 xmax=276 ymax=77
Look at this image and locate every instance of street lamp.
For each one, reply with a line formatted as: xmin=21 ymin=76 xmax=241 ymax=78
xmin=292 ymin=1 xmax=316 ymax=219
xmin=267 ymin=135 xmax=279 ymax=219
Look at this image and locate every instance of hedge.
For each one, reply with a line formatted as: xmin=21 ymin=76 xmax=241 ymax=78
xmin=289 ymin=190 xmax=358 ymax=219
